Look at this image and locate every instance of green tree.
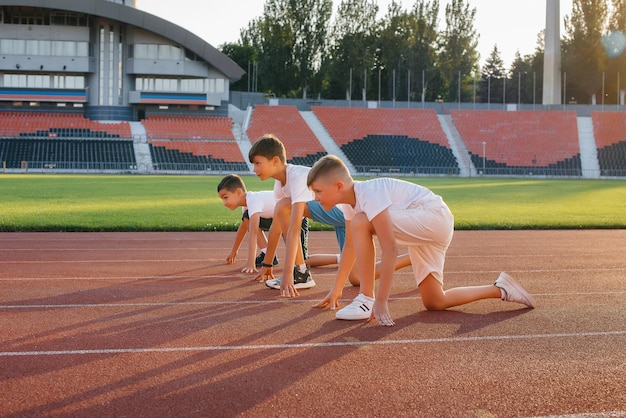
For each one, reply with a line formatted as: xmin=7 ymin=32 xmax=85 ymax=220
xmin=220 ymin=42 xmax=257 ymax=92
xmin=240 ymin=0 xmax=332 ymax=97
xmin=605 ymin=0 xmax=626 ymax=104
xmin=438 ymin=0 xmax=480 ymax=102
xmin=507 ymin=51 xmax=535 ymax=105
xmin=324 ymin=0 xmax=379 ymax=100
xmin=478 ymin=45 xmax=506 ymax=105
xmin=369 ymin=0 xmax=442 ymax=103
xmin=287 ymin=0 xmax=333 ymax=98
xmin=376 ymin=1 xmax=413 ymax=101
xmin=241 ymin=12 xmax=296 ymax=96
xmin=409 ymin=0 xmax=442 ymax=102
xmin=528 ymin=30 xmax=546 ymax=105
xmin=376 ymin=1 xmax=442 ymax=102
xmin=563 ymin=0 xmax=609 ymax=104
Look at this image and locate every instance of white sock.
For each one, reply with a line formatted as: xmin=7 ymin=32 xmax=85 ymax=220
xmin=260 ymin=247 xmax=267 ymax=254
xmin=298 ymin=264 xmax=307 ymax=273
xmin=336 ymin=253 xmax=341 ymax=263
xmin=359 ymin=293 xmax=375 ymax=302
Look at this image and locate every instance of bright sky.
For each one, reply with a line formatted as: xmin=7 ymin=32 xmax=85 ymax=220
xmin=136 ymin=0 xmax=574 ymax=67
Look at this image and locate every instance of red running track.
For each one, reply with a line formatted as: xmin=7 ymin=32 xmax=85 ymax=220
xmin=0 ymin=231 xmax=625 ymax=417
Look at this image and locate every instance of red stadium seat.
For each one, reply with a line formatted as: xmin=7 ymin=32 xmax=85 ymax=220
xmin=450 ymin=110 xmax=580 ymax=167
xmin=246 ymin=105 xmax=325 ymax=160
xmin=312 ymin=107 xmax=449 ymax=148
xmin=591 ymin=112 xmax=626 ymax=148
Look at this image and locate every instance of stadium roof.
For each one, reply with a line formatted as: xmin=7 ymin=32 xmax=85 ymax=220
xmin=0 ymin=0 xmax=245 ymax=81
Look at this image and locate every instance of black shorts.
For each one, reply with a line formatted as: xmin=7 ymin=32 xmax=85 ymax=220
xmin=242 ymin=210 xmax=273 ymax=231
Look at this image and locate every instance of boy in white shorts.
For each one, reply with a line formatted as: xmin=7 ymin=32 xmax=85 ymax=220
xmin=307 ymin=155 xmax=535 ymax=326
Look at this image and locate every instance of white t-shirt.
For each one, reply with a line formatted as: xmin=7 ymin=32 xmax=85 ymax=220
xmin=273 ymin=164 xmax=314 ymax=204
xmin=337 ymin=178 xmax=445 ymax=221
xmin=243 ymin=190 xmax=276 ymax=219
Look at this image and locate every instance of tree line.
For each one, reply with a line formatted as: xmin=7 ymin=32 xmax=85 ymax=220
xmin=220 ymin=0 xmax=626 ymax=105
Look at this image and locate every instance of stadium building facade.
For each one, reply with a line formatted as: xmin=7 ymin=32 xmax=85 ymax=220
xmin=0 ymin=0 xmax=244 ymax=120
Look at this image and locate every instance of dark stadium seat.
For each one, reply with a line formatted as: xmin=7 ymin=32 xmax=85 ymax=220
xmin=312 ymin=106 xmax=458 ymax=174
xmin=0 ymin=138 xmax=136 ymax=170
xmin=148 ymin=140 xmax=247 ymax=172
xmin=592 ymin=112 xmax=626 ymax=176
xmin=246 ymin=105 xmax=326 ymax=164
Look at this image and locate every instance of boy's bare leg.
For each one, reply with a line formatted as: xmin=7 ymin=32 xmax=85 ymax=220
xmin=350 ymin=213 xmax=376 ymax=298
xmin=256 ymin=215 xmax=281 ymax=282
xmin=418 ymin=274 xmax=501 ymax=311
xmin=306 ymin=254 xmax=338 ymax=266
xmin=256 ymin=231 xmax=268 ymax=250
xmin=275 ymin=199 xmax=306 ymax=266
xmin=346 ymin=253 xmax=412 ymax=286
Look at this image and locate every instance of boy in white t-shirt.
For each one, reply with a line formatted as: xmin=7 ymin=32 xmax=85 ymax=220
xmin=307 ymin=155 xmax=535 ymax=326
xmin=248 ymin=135 xmax=350 ymax=297
xmin=218 ymin=174 xmax=282 ymax=273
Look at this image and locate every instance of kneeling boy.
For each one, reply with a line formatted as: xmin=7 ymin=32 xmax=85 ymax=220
xmin=307 ymin=155 xmax=535 ymax=326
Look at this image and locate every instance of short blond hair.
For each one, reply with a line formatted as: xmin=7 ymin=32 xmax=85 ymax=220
xmin=307 ymin=155 xmax=351 ymax=187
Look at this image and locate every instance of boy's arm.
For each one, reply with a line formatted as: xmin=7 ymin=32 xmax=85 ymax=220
xmin=314 ymin=220 xmax=355 ymax=309
xmin=281 ymin=201 xmax=307 ymax=297
xmin=227 ymin=218 xmax=249 ymax=264
xmin=369 ymin=208 xmax=398 ymax=326
xmin=242 ymin=213 xmax=262 ymax=273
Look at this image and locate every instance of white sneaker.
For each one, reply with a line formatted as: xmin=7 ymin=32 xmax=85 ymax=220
xmin=494 ymin=272 xmax=536 ymax=308
xmin=265 ymin=277 xmax=281 ymax=289
xmin=336 ymin=294 xmax=375 ymax=320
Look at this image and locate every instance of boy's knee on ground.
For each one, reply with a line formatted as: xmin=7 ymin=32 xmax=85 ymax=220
xmin=348 ymin=272 xmax=360 ymax=286
xmin=419 ymin=274 xmax=447 ymax=311
xmin=421 ymin=298 xmax=448 ymax=311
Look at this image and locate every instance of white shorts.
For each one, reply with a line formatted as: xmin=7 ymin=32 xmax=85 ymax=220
xmin=389 ymin=204 xmax=454 ymax=286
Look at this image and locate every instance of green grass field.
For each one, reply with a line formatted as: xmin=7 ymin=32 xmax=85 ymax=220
xmin=1 ymin=174 xmax=625 ymax=231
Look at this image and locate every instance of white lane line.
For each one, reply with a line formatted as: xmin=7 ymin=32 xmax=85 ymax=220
xmin=0 ymin=259 xmax=214 ymax=264
xmin=1 ymin=267 xmax=624 ymax=281
xmin=0 ymin=300 xmax=313 ymax=308
xmin=0 ymin=274 xmax=243 ymax=281
xmin=0 ymin=248 xmax=222 ymax=252
xmin=1 ymin=330 xmax=624 ymax=357
xmin=532 ymin=413 xmax=626 ymax=418
xmin=1 ymin=291 xmax=625 ymax=310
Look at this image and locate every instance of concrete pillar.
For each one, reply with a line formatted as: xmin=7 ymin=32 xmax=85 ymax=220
xmin=543 ymin=0 xmax=561 ymax=105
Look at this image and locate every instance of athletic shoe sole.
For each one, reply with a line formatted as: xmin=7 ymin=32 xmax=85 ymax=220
xmin=265 ymin=277 xmax=316 ymax=290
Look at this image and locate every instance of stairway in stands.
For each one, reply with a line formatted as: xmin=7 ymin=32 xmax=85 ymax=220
xmin=129 ymin=121 xmax=152 ymax=173
xmin=300 ymin=111 xmax=356 ymax=174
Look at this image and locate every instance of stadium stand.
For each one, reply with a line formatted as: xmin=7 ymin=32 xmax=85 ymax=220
xmin=450 ymin=110 xmax=582 ymax=176
xmin=246 ymin=105 xmax=327 ymax=166
xmin=0 ymin=112 xmax=132 ymax=139
xmin=0 ymin=138 xmax=136 ymax=171
xmin=0 ymin=112 xmax=135 ymax=171
xmin=312 ymin=107 xmax=459 ymax=174
xmin=144 ymin=115 xmax=247 ymax=172
xmin=591 ymin=112 xmax=626 ymax=177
